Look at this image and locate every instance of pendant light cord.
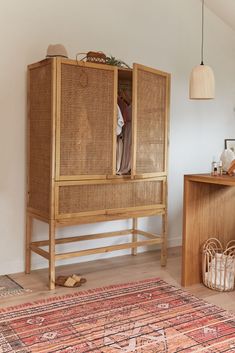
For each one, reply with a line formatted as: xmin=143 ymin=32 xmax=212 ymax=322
xmin=201 ymin=0 xmax=204 ymax=65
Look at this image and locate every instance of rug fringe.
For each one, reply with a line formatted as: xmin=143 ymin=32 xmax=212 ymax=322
xmin=33 ymin=277 xmax=163 ymax=305
xmin=0 ymin=288 xmax=31 ymax=298
xmin=0 ymin=277 xmax=162 ymax=313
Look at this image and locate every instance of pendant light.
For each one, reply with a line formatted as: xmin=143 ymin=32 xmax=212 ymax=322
xmin=189 ymin=0 xmax=215 ymax=99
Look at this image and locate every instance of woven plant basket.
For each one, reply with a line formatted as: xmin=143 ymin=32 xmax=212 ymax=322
xmin=86 ymin=51 xmax=107 ymax=64
xmin=76 ymin=52 xmax=130 ymax=68
xmin=76 ymin=51 xmax=107 ymax=64
xmin=202 ymin=238 xmax=235 ymax=291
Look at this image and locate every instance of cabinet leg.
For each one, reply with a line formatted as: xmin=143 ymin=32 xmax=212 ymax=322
xmin=132 ymin=218 xmax=137 ymax=256
xmin=161 ymin=214 xmax=167 ymax=267
xmin=49 ymin=221 xmax=56 ymax=290
xmin=25 ymin=213 xmax=32 ymax=274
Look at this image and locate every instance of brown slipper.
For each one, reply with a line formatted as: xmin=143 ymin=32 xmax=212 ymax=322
xmin=55 ymin=275 xmax=82 ymax=288
xmin=72 ymin=274 xmax=87 ymax=284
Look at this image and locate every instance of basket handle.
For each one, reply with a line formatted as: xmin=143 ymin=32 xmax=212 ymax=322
xmin=202 ymin=238 xmax=223 ymax=252
xmin=76 ymin=52 xmax=88 ymax=62
xmin=224 ymin=245 xmax=235 ymax=257
xmin=226 ymin=240 xmax=235 ymax=251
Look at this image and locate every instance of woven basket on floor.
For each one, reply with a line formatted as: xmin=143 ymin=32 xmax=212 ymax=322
xmin=202 ymin=238 xmax=235 ymax=291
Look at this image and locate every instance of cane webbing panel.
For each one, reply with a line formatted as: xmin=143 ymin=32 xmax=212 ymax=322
xmin=60 ymin=64 xmax=114 ymax=177
xmin=28 ymin=63 xmax=51 ymax=215
xmin=136 ymin=69 xmax=167 ymax=174
xmin=58 ymin=180 xmax=162 ymax=215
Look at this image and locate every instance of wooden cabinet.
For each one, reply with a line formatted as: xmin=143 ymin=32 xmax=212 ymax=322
xmin=26 ymin=58 xmax=170 ymax=289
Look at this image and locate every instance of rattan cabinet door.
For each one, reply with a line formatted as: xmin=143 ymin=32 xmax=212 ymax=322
xmin=132 ymin=64 xmax=170 ymax=177
xmin=56 ymin=61 xmax=117 ymax=180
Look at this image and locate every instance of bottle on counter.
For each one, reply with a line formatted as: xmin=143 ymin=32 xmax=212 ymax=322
xmin=218 ymin=160 xmax=223 ymax=176
xmin=211 ymin=157 xmax=218 ymax=176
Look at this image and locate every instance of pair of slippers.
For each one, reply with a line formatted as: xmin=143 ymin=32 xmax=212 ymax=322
xmin=55 ymin=274 xmax=87 ymax=288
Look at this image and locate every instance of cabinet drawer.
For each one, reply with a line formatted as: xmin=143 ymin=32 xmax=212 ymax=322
xmin=56 ymin=179 xmax=164 ymax=218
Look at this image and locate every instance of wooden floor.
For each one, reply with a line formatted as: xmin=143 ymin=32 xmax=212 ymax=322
xmin=1 ymin=247 xmax=235 ymax=312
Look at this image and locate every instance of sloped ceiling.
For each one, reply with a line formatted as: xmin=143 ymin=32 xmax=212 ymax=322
xmin=205 ymin=0 xmax=235 ymax=31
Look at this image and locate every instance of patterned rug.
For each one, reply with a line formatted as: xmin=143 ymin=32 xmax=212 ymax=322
xmin=0 ymin=275 xmax=30 ymax=298
xmin=0 ymin=278 xmax=235 ymax=352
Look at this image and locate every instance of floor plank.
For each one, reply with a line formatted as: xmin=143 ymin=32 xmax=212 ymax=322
xmin=1 ymin=247 xmax=235 ymax=312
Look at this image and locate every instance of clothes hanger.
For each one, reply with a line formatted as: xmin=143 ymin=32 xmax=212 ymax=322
xmin=118 ymin=89 xmax=131 ymax=105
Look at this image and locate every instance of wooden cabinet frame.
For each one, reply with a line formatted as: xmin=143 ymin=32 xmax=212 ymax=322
xmin=26 ymin=58 xmax=170 ymax=289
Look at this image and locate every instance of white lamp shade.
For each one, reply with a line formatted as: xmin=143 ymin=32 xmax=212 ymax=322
xmin=189 ymin=64 xmax=215 ymax=99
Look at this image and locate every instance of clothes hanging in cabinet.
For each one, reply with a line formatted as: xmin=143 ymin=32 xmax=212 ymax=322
xmin=116 ymin=134 xmax=123 ymax=172
xmin=118 ymin=96 xmax=129 ymax=123
xmin=118 ymin=104 xmax=132 ymax=175
xmin=116 ymin=105 xmax=124 ymax=136
xmin=116 ymin=104 xmax=124 ymax=173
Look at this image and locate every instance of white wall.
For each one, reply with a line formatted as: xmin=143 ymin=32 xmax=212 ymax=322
xmin=0 ymin=0 xmax=235 ymax=274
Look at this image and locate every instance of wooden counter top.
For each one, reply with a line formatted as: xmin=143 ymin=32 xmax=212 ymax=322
xmin=185 ymin=173 xmax=235 ymax=186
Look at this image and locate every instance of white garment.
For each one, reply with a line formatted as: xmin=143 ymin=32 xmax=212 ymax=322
xmin=116 ymin=105 xmax=124 ymax=136
xmin=205 ymin=253 xmax=235 ymax=290
xmin=205 ymin=271 xmax=234 ymax=291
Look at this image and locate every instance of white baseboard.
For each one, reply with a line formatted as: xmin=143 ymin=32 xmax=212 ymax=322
xmin=0 ymin=235 xmax=182 ymax=276
xmin=168 ymin=235 xmax=182 ymax=248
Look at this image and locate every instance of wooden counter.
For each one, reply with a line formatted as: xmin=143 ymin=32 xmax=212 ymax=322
xmin=182 ymin=173 xmax=235 ymax=286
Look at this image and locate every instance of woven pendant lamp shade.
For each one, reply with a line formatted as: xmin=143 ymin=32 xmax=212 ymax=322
xmin=189 ymin=0 xmax=215 ymax=100
xmin=189 ymin=64 xmax=215 ymax=99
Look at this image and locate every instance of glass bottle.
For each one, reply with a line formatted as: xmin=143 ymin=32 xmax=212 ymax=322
xmin=211 ymin=158 xmax=218 ymax=176
xmin=218 ymin=160 xmax=223 ymax=176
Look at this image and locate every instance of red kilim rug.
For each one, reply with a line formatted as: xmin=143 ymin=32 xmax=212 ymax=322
xmin=0 ymin=278 xmax=235 ymax=352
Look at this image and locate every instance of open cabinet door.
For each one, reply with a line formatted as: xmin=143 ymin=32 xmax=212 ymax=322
xmin=131 ymin=63 xmax=170 ymax=178
xmin=56 ymin=60 xmax=118 ymax=181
